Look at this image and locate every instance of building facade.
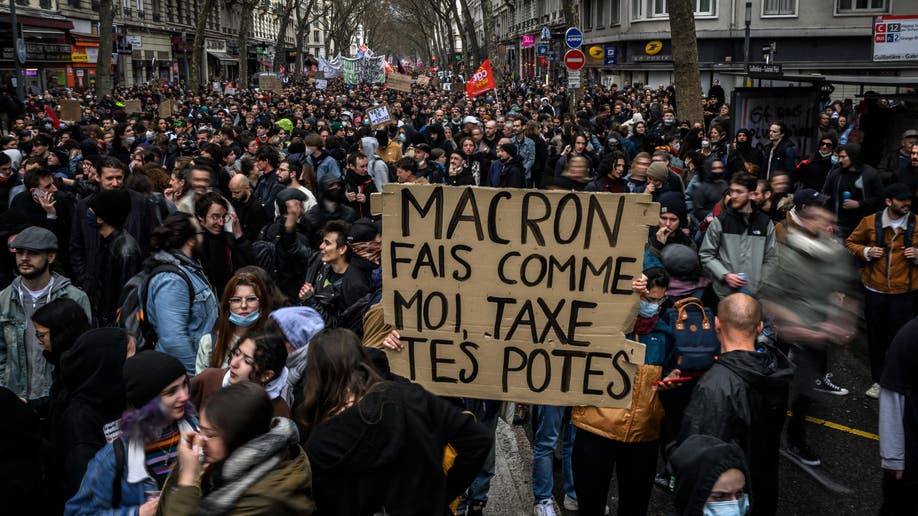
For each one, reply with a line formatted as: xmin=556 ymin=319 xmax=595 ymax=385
xmin=1 ymin=0 xmax=324 ymax=92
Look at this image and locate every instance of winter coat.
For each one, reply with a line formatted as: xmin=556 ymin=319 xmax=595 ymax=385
xmin=360 ymin=136 xmax=391 ymax=192
xmin=251 ymin=170 xmax=285 ymax=222
xmin=342 ymin=168 xmax=378 ymax=219
xmin=584 ymin=174 xmax=628 ymax=193
xmin=64 ymin=418 xmax=198 ymax=516
xmin=52 ymin=328 xmax=127 ymax=499
xmin=679 ymin=349 xmax=794 ymax=516
xmin=95 ymin=230 xmax=142 ymax=327
xmin=157 ymin=418 xmax=313 ymax=515
xmin=305 ymin=382 xmax=491 ymax=516
xmin=760 ymin=138 xmax=797 ymax=179
xmin=822 ymin=161 xmax=884 ymax=236
xmin=845 ymin=209 xmax=918 ymax=294
xmin=497 ymin=155 xmax=525 ymax=188
xmin=0 ymin=273 xmax=90 ymax=399
xmin=145 ymin=251 xmax=219 ymax=376
xmin=306 ymin=151 xmax=341 ymax=183
xmin=699 ymin=206 xmax=777 ymax=299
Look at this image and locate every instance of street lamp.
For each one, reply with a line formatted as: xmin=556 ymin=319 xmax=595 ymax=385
xmin=743 ymin=1 xmax=752 ymax=73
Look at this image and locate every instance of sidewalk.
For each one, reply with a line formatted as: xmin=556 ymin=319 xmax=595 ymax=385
xmin=484 ymin=418 xmax=536 ymax=516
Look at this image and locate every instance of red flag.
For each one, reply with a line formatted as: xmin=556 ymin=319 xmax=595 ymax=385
xmin=44 ymin=104 xmax=60 ymax=129
xmin=465 ymin=59 xmax=496 ymax=98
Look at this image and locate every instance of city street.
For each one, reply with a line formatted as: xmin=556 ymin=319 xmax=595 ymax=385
xmin=487 ymin=334 xmax=883 ymax=515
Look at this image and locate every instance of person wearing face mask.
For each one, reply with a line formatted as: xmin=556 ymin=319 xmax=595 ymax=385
xmin=195 ymin=271 xmax=273 ymax=374
xmin=303 ymin=175 xmax=357 ymax=248
xmin=793 ymin=135 xmax=837 ymax=191
xmin=726 ymin=130 xmax=763 ymax=177
xmin=191 ymin=331 xmax=291 ymax=418
xmin=571 ymin=267 xmax=679 ymax=516
xmin=670 ymin=434 xmax=750 ymax=516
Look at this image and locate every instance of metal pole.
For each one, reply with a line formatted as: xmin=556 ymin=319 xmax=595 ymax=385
xmin=10 ymin=0 xmax=24 ymax=101
xmin=743 ymin=1 xmax=751 ymax=87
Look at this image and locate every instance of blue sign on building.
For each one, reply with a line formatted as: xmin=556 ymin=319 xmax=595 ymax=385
xmin=537 ymin=44 xmax=548 ymax=56
xmin=604 ymin=46 xmax=618 ymax=65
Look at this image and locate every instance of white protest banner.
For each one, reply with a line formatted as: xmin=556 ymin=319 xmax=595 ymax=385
xmin=376 ymin=185 xmax=658 ymax=408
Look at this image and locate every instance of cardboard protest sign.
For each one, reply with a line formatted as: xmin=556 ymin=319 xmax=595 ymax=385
xmin=416 ymin=75 xmax=430 ymax=87
xmin=260 ymin=76 xmax=281 ymax=91
xmin=124 ymin=99 xmax=142 ymax=114
xmin=387 ymin=72 xmax=412 ymax=92
xmin=366 ymin=103 xmax=393 ymax=129
xmin=377 ymin=185 xmax=658 ymax=408
xmin=158 ymin=99 xmax=174 ymax=118
xmin=59 ymin=99 xmax=81 ymax=121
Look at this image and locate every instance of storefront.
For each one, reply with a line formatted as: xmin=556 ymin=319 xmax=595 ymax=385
xmin=204 ymin=38 xmax=237 ymax=82
xmin=68 ymin=33 xmax=99 ymax=90
xmin=0 ymin=12 xmax=73 ymax=94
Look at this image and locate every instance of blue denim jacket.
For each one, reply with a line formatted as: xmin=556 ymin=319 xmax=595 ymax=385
xmin=145 ymin=251 xmax=218 ymax=376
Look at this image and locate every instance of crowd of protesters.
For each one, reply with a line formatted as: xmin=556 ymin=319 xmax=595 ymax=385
xmin=0 ymin=73 xmax=915 ymax=516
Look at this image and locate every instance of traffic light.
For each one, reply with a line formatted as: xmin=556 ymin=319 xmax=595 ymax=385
xmin=454 ymin=52 xmax=462 ymax=62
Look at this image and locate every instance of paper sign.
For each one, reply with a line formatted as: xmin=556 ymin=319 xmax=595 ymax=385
xmin=376 ymin=185 xmax=658 ymax=408
xmin=387 ymin=72 xmax=413 ymax=92
xmin=260 ymin=76 xmax=281 ymax=91
xmin=315 ymin=79 xmax=328 ymax=90
xmin=224 ymin=87 xmax=237 ymax=96
xmin=158 ymin=99 xmax=174 ymax=118
xmin=123 ymin=99 xmax=142 ymax=114
xmin=416 ymin=75 xmax=430 ymax=87
xmin=59 ymin=99 xmax=81 ymax=121
xmin=366 ymin=103 xmax=393 ymax=129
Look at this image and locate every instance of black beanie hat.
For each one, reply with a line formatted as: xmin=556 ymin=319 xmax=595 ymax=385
xmin=658 ymin=191 xmax=687 ymax=228
xmin=500 ymin=142 xmax=518 ymax=157
xmin=123 ymin=351 xmax=187 ymax=408
xmin=89 ymin=189 xmax=132 ymax=229
xmin=670 ymin=434 xmax=749 ymax=516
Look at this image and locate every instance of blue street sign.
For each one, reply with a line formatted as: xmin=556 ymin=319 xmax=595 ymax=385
xmin=537 ymin=44 xmax=548 ymax=56
xmin=565 ymin=27 xmax=583 ymax=49
xmin=604 ymin=46 xmax=617 ymax=65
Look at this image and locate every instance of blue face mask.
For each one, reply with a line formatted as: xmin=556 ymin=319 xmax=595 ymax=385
xmin=830 ymin=155 xmax=839 ymax=165
xmin=703 ymin=494 xmax=749 ymax=516
xmin=638 ymin=300 xmax=660 ymax=318
xmin=229 ymin=310 xmax=260 ymax=328
xmin=86 ymin=208 xmax=102 ymax=229
xmin=398 ymin=134 xmax=406 ymax=143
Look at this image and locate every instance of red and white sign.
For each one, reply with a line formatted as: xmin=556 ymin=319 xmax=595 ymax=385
xmin=563 ymin=49 xmax=585 ymax=71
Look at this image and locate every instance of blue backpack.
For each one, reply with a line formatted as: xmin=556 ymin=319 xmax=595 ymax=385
xmin=663 ymin=297 xmax=719 ymax=371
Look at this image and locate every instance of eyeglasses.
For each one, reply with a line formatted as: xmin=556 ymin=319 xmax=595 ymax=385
xmin=34 ymin=330 xmax=48 ymax=340
xmin=229 ymin=295 xmax=259 ymax=306
xmin=819 ymin=141 xmax=833 ymax=148
xmin=229 ymin=346 xmax=255 ymax=366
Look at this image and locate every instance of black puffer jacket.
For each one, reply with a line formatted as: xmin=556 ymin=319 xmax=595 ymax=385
xmin=679 ymin=348 xmax=794 ymax=516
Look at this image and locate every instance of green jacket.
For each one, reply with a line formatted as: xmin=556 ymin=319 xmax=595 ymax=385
xmin=158 ymin=445 xmax=315 ymax=516
xmin=0 ymin=273 xmax=90 ymax=399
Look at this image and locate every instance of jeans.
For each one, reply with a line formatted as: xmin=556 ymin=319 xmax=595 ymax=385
xmin=458 ymin=399 xmax=500 ymax=510
xmin=532 ymin=405 xmax=576 ymax=502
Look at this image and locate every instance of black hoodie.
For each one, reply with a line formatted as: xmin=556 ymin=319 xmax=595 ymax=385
xmin=52 ymin=328 xmax=127 ymax=500
xmin=679 ymin=348 xmax=794 ymax=516
xmin=670 ymin=434 xmax=750 ymax=516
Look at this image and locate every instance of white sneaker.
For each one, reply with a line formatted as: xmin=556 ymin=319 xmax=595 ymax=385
xmin=562 ymin=494 xmax=578 ymax=511
xmin=533 ymin=499 xmax=557 ymax=516
xmin=865 ymin=382 xmax=881 ymax=399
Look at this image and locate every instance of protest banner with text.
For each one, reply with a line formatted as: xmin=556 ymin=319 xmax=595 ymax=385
xmin=377 ymin=185 xmax=658 ymax=408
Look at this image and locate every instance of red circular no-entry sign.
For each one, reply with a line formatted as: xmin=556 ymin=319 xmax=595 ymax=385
xmin=563 ymin=49 xmax=586 ymax=71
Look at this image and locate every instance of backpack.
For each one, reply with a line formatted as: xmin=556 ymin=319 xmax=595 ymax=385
xmin=663 ymin=297 xmax=719 ymax=372
xmin=875 ymin=210 xmax=916 ymax=290
xmin=116 ymin=263 xmax=194 ymax=352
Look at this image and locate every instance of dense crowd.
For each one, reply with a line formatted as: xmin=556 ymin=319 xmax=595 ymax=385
xmin=0 ymin=75 xmax=916 ymax=516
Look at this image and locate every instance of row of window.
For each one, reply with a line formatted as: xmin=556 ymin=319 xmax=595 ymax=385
xmin=581 ymin=0 xmax=890 ymax=28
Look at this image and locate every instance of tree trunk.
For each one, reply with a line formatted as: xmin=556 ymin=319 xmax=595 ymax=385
xmin=668 ymin=0 xmax=703 ymax=125
xmin=273 ymin=0 xmax=296 ymax=72
xmin=479 ymin=0 xmax=492 ymax=64
xmin=190 ymin=0 xmax=217 ymax=91
xmin=238 ymin=0 xmax=255 ymax=86
xmin=455 ymin=0 xmax=479 ymax=68
xmin=95 ymin=0 xmax=114 ymax=96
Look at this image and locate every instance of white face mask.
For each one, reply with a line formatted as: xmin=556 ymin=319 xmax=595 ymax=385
xmin=703 ymin=494 xmax=749 ymax=516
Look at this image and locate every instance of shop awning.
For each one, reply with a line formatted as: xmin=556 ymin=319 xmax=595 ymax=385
xmin=17 ymin=15 xmax=73 ymax=30
xmin=206 ymin=49 xmax=236 ymax=63
xmin=71 ymin=33 xmax=100 ymax=47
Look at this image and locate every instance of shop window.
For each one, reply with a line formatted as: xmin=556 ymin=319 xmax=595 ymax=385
xmin=836 ymin=0 xmax=888 ymax=13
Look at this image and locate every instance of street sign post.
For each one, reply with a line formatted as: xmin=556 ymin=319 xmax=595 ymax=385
xmin=563 ymin=49 xmax=586 ymax=71
xmin=565 ymin=27 xmax=583 ymax=49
